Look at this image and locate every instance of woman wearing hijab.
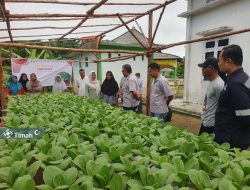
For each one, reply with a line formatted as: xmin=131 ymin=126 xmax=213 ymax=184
xmin=6 ymin=75 xmax=24 ymax=95
xmin=53 ymin=75 xmax=67 ymax=93
xmin=101 ymin=71 xmax=119 ymax=106
xmin=26 ymin=73 xmax=42 ymax=93
xmin=85 ymin=71 xmax=101 ymax=99
xmin=19 ymin=73 xmax=29 ymax=92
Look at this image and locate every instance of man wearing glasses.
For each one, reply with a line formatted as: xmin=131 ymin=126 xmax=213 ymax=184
xmin=121 ymin=64 xmax=140 ymax=112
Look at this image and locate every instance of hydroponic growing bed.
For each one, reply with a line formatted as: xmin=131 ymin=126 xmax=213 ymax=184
xmin=1 ymin=94 xmax=250 ymax=190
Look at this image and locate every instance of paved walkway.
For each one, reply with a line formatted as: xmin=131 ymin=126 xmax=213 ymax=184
xmin=170 ymin=99 xmax=202 ymax=117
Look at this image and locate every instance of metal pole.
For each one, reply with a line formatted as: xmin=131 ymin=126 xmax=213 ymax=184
xmin=146 ymin=12 xmax=153 ymax=116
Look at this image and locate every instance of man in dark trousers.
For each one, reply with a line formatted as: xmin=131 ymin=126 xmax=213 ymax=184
xmin=198 ymin=57 xmax=224 ymax=135
xmin=215 ymin=44 xmax=250 ymax=150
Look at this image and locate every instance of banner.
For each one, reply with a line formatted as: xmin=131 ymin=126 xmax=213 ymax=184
xmin=11 ymin=58 xmax=73 ymax=86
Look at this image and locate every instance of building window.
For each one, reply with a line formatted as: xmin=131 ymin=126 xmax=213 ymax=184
xmin=218 ymin=39 xmax=229 ymax=47
xmin=142 ymin=55 xmax=144 ymax=61
xmin=204 ymin=38 xmax=229 ymax=60
xmin=205 ymin=52 xmax=214 ymax=59
xmin=205 ymin=41 xmax=215 ymax=49
xmin=108 ymin=53 xmax=112 ymax=58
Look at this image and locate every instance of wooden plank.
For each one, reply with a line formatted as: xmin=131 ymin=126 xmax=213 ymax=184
xmin=146 ymin=11 xmax=153 ymax=116
xmin=0 ymin=30 xmax=104 ymax=40
xmin=9 ymin=13 xmax=144 ymax=18
xmin=0 ymin=24 xmax=120 ymax=31
xmin=0 ymin=47 xmax=6 ymax=111
xmin=0 ymin=42 xmax=143 ymax=55
xmin=5 ymin=0 xmax=161 ymax=6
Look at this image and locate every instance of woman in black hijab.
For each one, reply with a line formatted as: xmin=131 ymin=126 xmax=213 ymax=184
xmin=101 ymin=71 xmax=119 ymax=106
xmin=19 ymin=73 xmax=29 ymax=92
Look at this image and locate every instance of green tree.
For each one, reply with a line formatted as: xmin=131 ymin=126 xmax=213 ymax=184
xmin=177 ymin=56 xmax=185 ymax=79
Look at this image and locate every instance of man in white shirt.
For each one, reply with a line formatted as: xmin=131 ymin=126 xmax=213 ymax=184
xmin=74 ymin=69 xmax=88 ymax=96
xmin=135 ymin=73 xmax=143 ymax=113
xmin=122 ymin=64 xmax=140 ymax=112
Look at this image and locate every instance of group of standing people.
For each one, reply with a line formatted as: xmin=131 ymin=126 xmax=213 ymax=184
xmin=199 ymin=44 xmax=250 ymax=150
xmin=74 ymin=63 xmax=174 ymax=123
xmin=74 ymin=69 xmax=119 ymax=106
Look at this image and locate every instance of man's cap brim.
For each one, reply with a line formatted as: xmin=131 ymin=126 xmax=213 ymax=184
xmin=198 ymin=63 xmax=205 ymax=67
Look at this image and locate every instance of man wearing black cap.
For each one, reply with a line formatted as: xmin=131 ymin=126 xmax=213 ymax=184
xmin=198 ymin=57 xmax=224 ymax=135
xmin=215 ymin=44 xmax=250 ymax=150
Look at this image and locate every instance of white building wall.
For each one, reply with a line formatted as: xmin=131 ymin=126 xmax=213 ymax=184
xmin=101 ymin=53 xmax=148 ymax=97
xmin=184 ymin=0 xmax=250 ymax=104
xmin=72 ymin=53 xmax=97 ymax=81
xmin=191 ymin=0 xmax=207 ymax=10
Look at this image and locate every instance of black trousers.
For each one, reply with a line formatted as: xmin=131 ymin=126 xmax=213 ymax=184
xmin=123 ymin=106 xmax=138 ymax=112
xmin=230 ymin=143 xmax=250 ymax=150
xmin=199 ymin=124 xmax=214 ymax=135
xmin=138 ymin=100 xmax=143 ymax=114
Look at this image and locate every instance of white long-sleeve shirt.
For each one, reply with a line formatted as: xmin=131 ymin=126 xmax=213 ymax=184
xmin=75 ymin=77 xmax=88 ymax=96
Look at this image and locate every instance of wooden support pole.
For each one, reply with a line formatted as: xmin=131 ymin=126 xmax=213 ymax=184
xmin=9 ymin=13 xmax=143 ymax=18
xmin=4 ymin=9 xmax=13 ymax=43
xmin=9 ymin=16 xmax=133 ymax=22
xmin=1 ymin=53 xmax=143 ymax=64
xmin=0 ymin=24 xmax=120 ymax=31
xmin=96 ymin=36 xmax=102 ymax=81
xmin=0 ymin=42 xmax=142 ymax=55
xmin=9 ymin=47 xmax=12 ymax=60
xmin=6 ymin=0 xmax=161 ymax=6
xmin=117 ymin=14 xmax=147 ymax=50
xmin=95 ymin=35 xmax=102 ymax=61
xmin=0 ymin=30 xmax=104 ymax=40
xmin=0 ymin=47 xmax=6 ymax=111
xmin=146 ymin=11 xmax=153 ymax=116
xmin=10 ymin=18 xmax=88 ymax=21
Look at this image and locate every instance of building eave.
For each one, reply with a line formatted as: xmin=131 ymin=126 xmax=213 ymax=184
xmin=178 ymin=0 xmax=234 ymax=18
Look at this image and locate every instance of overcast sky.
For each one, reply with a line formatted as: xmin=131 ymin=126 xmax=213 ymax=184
xmin=105 ymin=1 xmax=187 ymax=57
xmin=3 ymin=1 xmax=187 ymax=57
